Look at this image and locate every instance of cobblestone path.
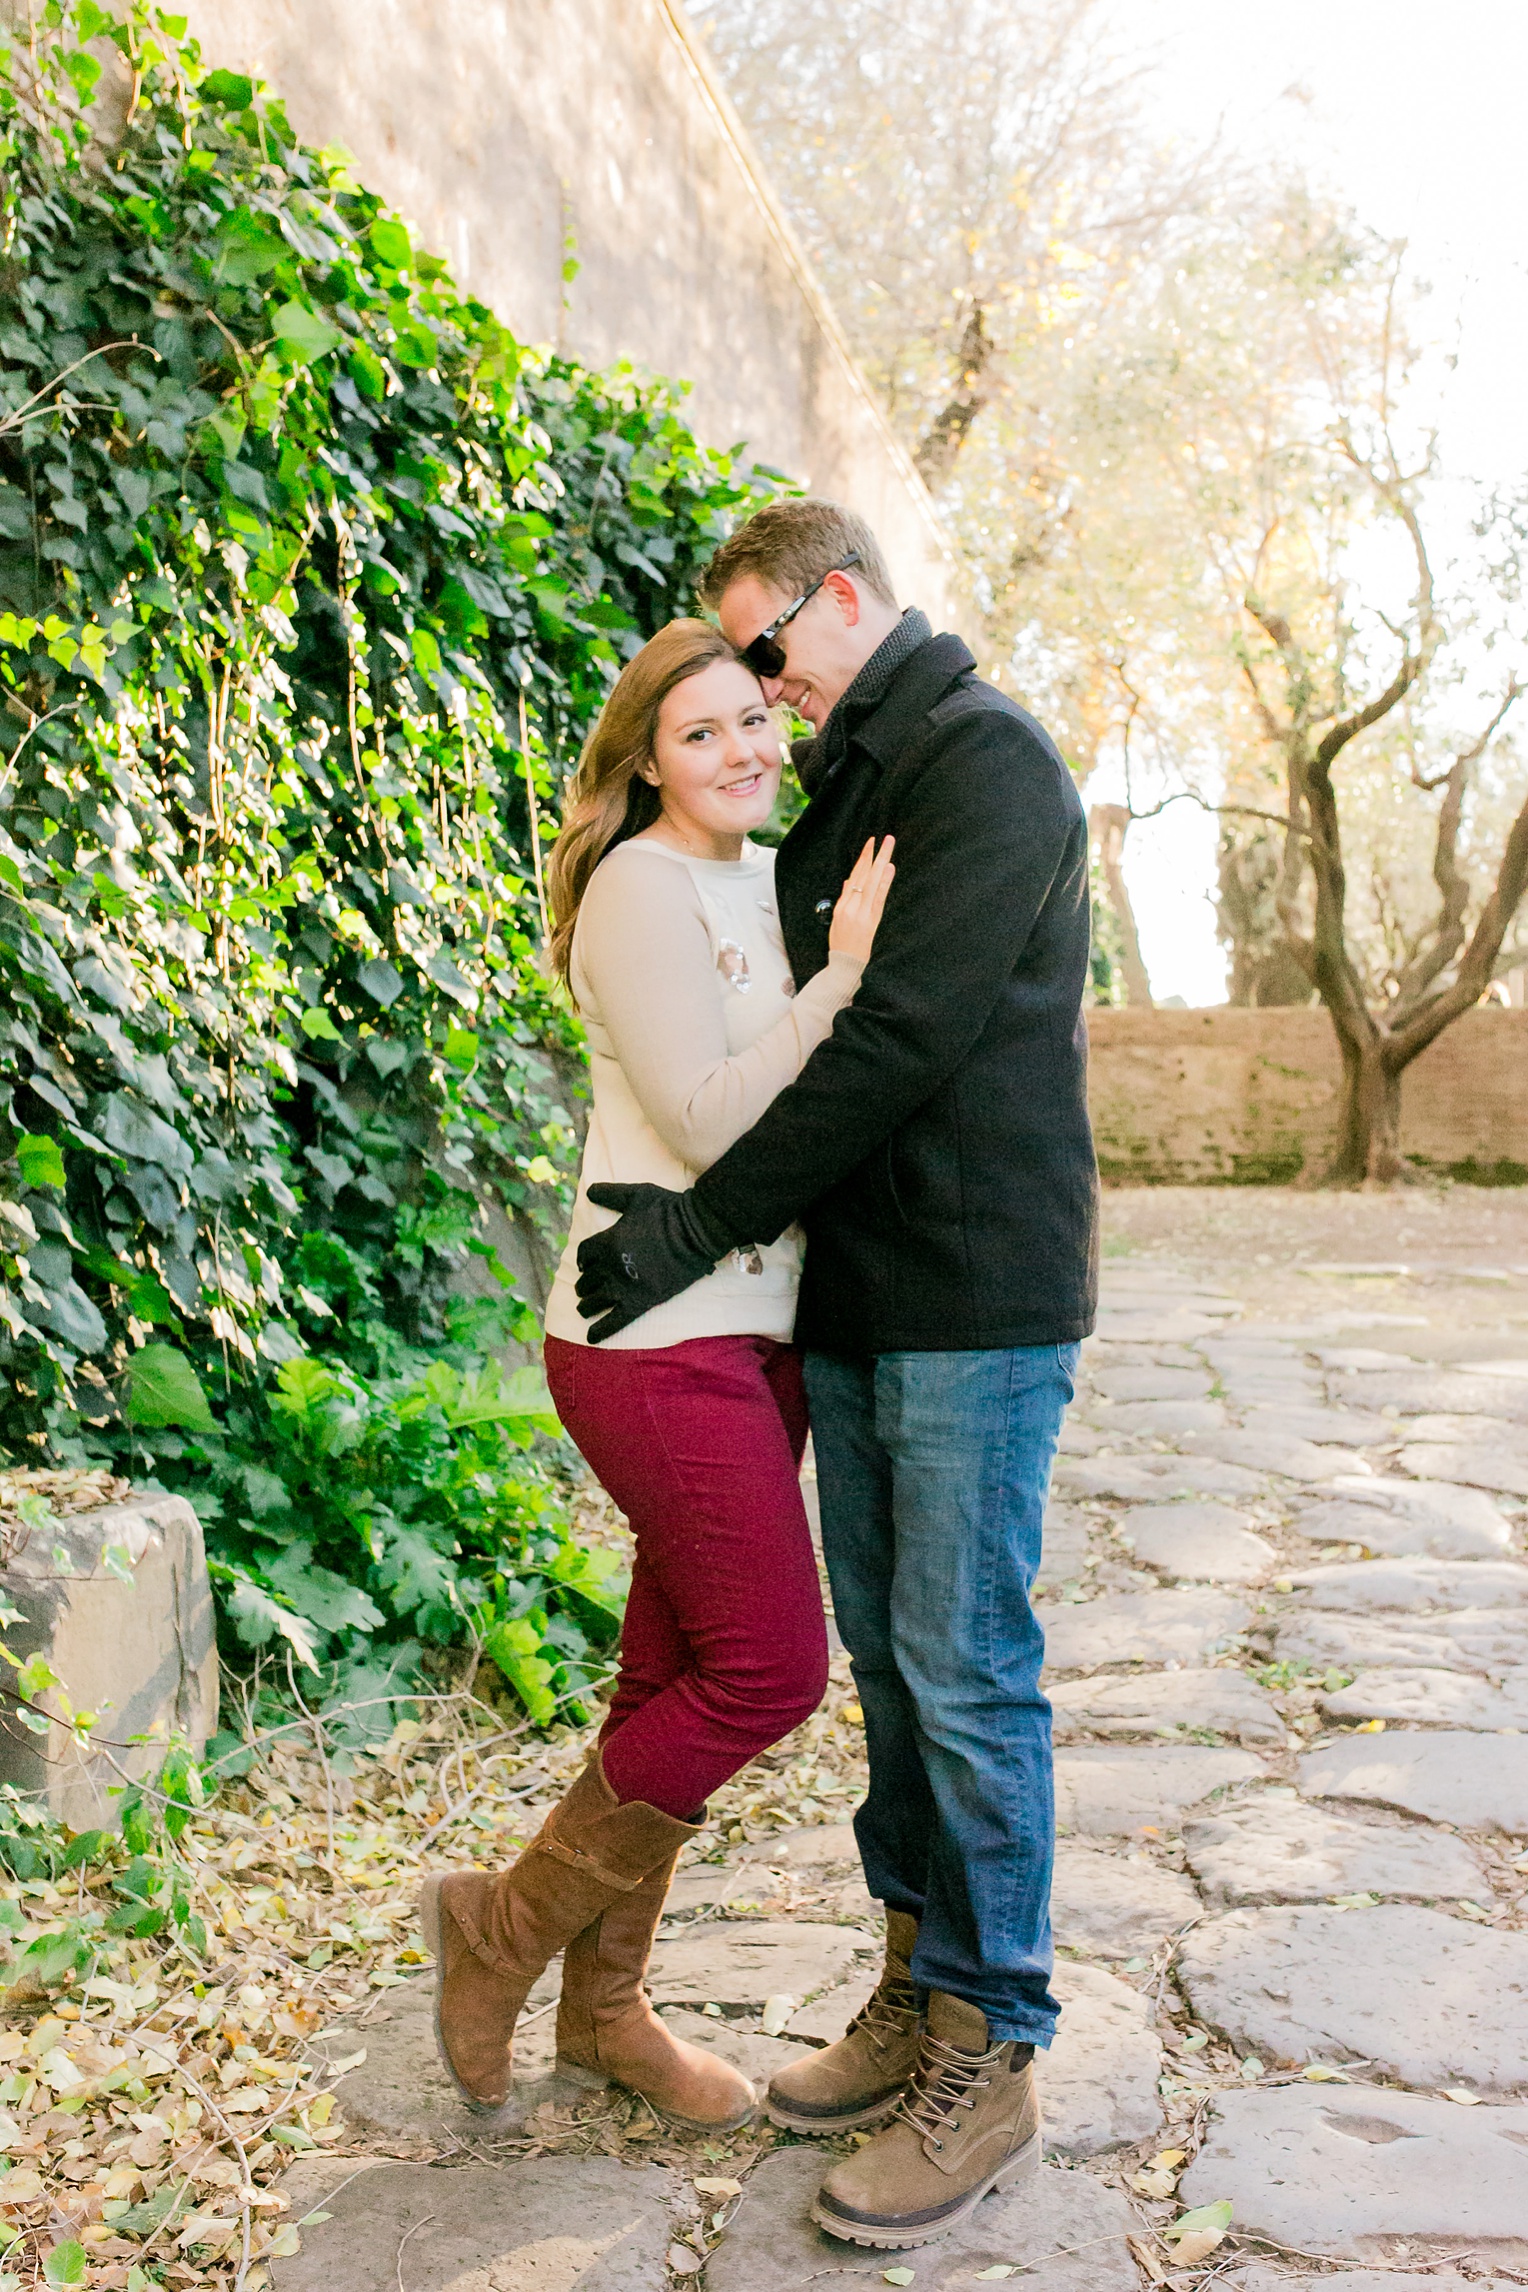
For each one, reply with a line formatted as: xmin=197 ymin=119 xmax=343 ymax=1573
xmin=275 ymin=1191 xmax=1528 ymax=2291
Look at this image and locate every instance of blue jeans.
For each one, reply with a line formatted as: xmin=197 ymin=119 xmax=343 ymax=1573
xmin=804 ymin=1343 xmax=1078 ymax=2045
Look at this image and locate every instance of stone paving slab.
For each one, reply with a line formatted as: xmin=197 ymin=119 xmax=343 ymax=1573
xmin=1095 ymin=1398 xmax=1229 ymax=1436
xmin=1404 ymin=1410 xmax=1528 ymax=1453
xmin=1052 ymin=1840 xmax=1201 ymax=1955
xmin=1332 ymin=1368 xmax=1528 ymax=1421
xmin=1043 ymin=1587 xmax=1251 ymax=1672
xmin=1182 ymin=1792 xmax=1492 ymax=1905
xmin=1043 ymin=1959 xmax=1162 ymax=2158
xmin=1326 ymin=1471 xmax=1514 ymax=1538
xmin=270 ymin=2155 xmax=678 ymax=2291
xmin=1275 ymin=1604 xmax=1528 ymax=1676
xmin=1286 ymin=1557 xmax=1528 ymax=1610
xmin=782 ymin=1966 xmax=877 ymax=2042
xmin=1225 ymin=2272 xmax=1511 ymax=2291
xmin=647 ymin=1921 xmax=870 ymax=2009
xmin=1176 ymin=2085 xmax=1528 ymax=2264
xmin=1289 ymin=1495 xmax=1511 ymax=1561
xmin=1055 ymin=1746 xmax=1265 ymax=1835
xmin=1090 ymin=1365 xmax=1213 ymax=1402
xmin=703 ymin=2140 xmax=1140 ymax=2289
xmin=1177 ymin=1902 xmax=1528 ymax=2090
xmin=1299 ymin=1730 xmax=1528 ymax=1832
xmin=1187 ymin=1429 xmax=1360 ymax=1481
xmin=1037 ymin=1502 xmax=1093 ymax=1592
xmin=1119 ymin=1502 xmax=1276 ymax=1584
xmin=1321 ymin=1664 xmax=1528 ymax=1729
xmin=1051 ymin=1666 xmax=1287 ymax=1747
xmin=1056 ymin=1456 xmax=1268 ymax=1502
xmin=656 ymin=2005 xmax=812 ymax=2086
xmin=732 ymin=1821 xmax=859 ymax=1870
xmin=1398 ymin=1440 xmax=1528 ymax=1496
xmin=306 ymin=1973 xmax=574 ymax=2147
xmin=1240 ymin=1403 xmax=1395 ymax=1446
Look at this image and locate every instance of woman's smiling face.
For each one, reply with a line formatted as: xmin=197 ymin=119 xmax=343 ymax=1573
xmin=643 ymin=656 xmax=784 ymax=854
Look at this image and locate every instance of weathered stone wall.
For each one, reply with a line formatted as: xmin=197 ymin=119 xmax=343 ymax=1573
xmin=172 ymin=0 xmax=961 ymax=621
xmin=1087 ymin=1008 xmax=1528 ymax=1186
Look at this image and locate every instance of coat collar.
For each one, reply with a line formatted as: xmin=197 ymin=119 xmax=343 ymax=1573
xmin=851 ymin=631 xmax=977 ymax=767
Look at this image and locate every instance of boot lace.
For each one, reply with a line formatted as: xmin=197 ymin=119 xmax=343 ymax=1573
xmin=845 ymin=1973 xmax=920 ymax=2059
xmin=891 ymin=2030 xmax=1001 ymax=2152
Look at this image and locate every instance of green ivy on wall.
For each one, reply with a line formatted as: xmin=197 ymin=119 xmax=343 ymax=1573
xmin=0 ymin=0 xmax=783 ymax=1702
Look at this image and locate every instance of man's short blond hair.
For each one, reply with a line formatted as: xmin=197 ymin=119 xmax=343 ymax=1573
xmin=698 ymin=498 xmax=897 ymax=613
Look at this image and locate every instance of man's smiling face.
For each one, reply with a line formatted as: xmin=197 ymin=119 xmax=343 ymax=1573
xmin=716 ymin=568 xmax=879 ymax=732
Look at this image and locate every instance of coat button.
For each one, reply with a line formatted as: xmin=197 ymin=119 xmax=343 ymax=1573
xmin=815 ymin=898 xmax=832 ymax=914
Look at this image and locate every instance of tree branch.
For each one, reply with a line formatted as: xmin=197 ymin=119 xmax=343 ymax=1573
xmin=1388 ymin=780 xmax=1528 ymax=1067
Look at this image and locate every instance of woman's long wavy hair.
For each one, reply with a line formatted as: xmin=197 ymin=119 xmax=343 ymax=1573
xmin=547 ymin=618 xmax=746 ymax=987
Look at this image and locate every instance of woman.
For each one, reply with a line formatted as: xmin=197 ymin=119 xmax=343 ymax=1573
xmin=421 ymin=620 xmax=893 ymax=2127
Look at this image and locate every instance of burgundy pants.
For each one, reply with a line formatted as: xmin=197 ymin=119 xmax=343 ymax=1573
xmin=544 ymin=1332 xmax=829 ymax=1818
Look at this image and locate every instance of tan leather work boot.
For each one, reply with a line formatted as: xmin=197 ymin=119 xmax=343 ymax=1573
xmin=766 ymin=1909 xmax=922 ymax=2132
xmin=812 ymin=1990 xmax=1041 ymax=2248
xmin=418 ymin=1753 xmax=701 ymax=2113
xmin=556 ymin=1851 xmax=756 ymax=2129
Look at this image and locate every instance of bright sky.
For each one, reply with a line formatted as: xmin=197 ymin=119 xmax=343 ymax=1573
xmin=1095 ymin=0 xmax=1528 ymax=1004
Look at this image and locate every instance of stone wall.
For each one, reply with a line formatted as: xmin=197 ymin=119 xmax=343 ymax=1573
xmin=171 ymin=0 xmax=961 ymax=621
xmin=1087 ymin=1007 xmax=1528 ymax=1186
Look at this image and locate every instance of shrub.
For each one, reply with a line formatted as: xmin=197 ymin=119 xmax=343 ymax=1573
xmin=0 ymin=0 xmax=782 ymax=1703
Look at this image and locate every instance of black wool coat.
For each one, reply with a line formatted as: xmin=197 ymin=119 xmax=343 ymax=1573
xmin=691 ymin=630 xmax=1100 ymax=1355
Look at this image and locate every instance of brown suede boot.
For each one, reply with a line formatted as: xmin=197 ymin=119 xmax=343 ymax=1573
xmin=555 ymin=1850 xmax=755 ymax=2129
xmin=812 ymin=1990 xmax=1041 ymax=2249
xmin=418 ymin=1753 xmax=700 ymax=2112
xmin=766 ymin=1908 xmax=923 ymax=2132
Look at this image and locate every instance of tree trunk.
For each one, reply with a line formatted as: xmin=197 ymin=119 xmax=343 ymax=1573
xmin=1090 ymin=805 xmax=1153 ymax=1007
xmin=1324 ymin=1023 xmax=1405 ymax=1186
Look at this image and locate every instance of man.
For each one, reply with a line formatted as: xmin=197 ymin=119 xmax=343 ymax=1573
xmin=576 ymin=498 xmax=1098 ymax=2249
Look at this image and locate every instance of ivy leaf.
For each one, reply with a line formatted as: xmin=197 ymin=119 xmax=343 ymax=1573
xmin=125 ymin=1343 xmax=216 ymax=1432
xmin=357 ymin=957 xmax=403 ymax=1007
xmin=15 ymin=1134 xmax=65 ymax=1189
xmin=272 ymin=299 xmax=345 ymax=365
xmin=300 ymin=1005 xmax=343 ymax=1042
xmin=200 ymin=67 xmax=254 ymax=107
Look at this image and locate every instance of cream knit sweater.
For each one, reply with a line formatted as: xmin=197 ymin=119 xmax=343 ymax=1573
xmin=544 ymin=835 xmax=862 ymax=1349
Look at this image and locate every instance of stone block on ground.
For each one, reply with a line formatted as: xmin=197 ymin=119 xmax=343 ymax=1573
xmin=269 ymin=2154 xmax=678 ymax=2291
xmin=1275 ymin=1605 xmax=1528 ymax=1677
xmin=663 ymin=1864 xmax=765 ymax=1914
xmin=1320 ymin=1664 xmax=1528 ymax=1729
xmin=1177 ymin=1902 xmax=1528 ymax=2092
xmin=1299 ymin=1730 xmax=1528 ymax=1833
xmin=1043 ymin=1588 xmax=1251 ymax=1673
xmin=1055 ymin=1746 xmax=1265 ymax=1835
xmin=1404 ymin=1410 xmax=1528 ymax=1453
xmin=304 ymin=1972 xmax=573 ymax=2146
xmin=1176 ymin=2085 xmax=1528 ymax=2265
xmin=1286 ymin=1557 xmax=1528 ymax=1611
xmin=1226 ymin=2272 xmax=1507 ymax=2291
xmin=1042 ymin=1959 xmax=1162 ymax=2158
xmin=1397 ymin=1441 xmax=1528 ymax=1497
xmin=1050 ymin=1666 xmax=1287 ymax=1747
xmin=646 ymin=1920 xmax=869 ymax=2009
xmin=1118 ymin=1502 xmax=1275 ymax=1585
xmin=1090 ymin=1365 xmax=1214 ymax=1402
xmin=1052 ymin=1840 xmax=1201 ymax=1956
xmin=1036 ymin=1501 xmax=1093 ymax=1592
xmin=1240 ymin=1402 xmax=1395 ymax=1446
xmin=731 ymin=1821 xmax=859 ymax=1871
xmin=1182 ymin=1791 xmax=1492 ymax=1905
xmin=1094 ymin=1399 xmax=1229 ymax=1436
xmin=0 ymin=1492 xmax=217 ymax=1826
xmin=1331 ymin=1368 xmax=1528 ymax=1420
xmin=1185 ymin=1427 xmax=1347 ymax=1481
xmin=1289 ymin=1496 xmax=1511 ymax=1562
xmin=783 ymin=1965 xmax=878 ymax=2042
xmin=703 ymin=2139 xmax=1140 ymax=2289
xmin=1058 ymin=1454 xmax=1268 ymax=1502
xmin=656 ymin=2005 xmax=812 ymax=2086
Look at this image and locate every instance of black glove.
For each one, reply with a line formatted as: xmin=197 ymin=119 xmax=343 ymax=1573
xmin=575 ymin=1181 xmax=734 ymax=1343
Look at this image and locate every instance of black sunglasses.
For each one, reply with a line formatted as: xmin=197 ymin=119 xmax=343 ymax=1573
xmin=739 ymin=551 xmax=861 ymax=678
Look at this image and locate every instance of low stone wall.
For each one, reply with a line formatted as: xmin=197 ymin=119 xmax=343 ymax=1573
xmin=1086 ymin=1007 xmax=1528 ymax=1186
